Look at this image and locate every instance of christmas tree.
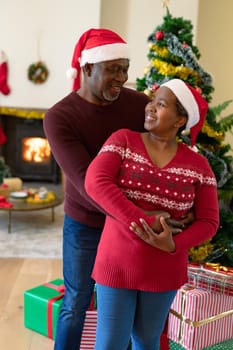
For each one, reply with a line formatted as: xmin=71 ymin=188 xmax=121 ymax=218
xmin=136 ymin=7 xmax=233 ymax=267
xmin=0 ymin=156 xmax=11 ymax=183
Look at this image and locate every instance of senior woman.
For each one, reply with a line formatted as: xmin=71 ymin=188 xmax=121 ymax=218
xmin=85 ymin=79 xmax=219 ymax=350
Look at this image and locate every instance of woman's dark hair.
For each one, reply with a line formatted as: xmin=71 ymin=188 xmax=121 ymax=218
xmin=176 ymin=98 xmax=188 ymax=117
xmin=175 ymin=98 xmax=188 ymax=132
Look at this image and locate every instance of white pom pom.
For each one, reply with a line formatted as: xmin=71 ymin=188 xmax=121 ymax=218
xmin=66 ymin=67 xmax=78 ymax=79
xmin=181 ymin=129 xmax=190 ymax=136
xmin=189 ymin=145 xmax=199 ymax=153
xmin=0 ymin=50 xmax=7 ymax=64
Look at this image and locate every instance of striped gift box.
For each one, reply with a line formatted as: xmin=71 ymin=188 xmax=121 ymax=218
xmin=80 ymin=311 xmax=97 ymax=349
xmin=188 ymin=263 xmax=233 ymax=296
xmin=168 ymin=284 xmax=233 ymax=350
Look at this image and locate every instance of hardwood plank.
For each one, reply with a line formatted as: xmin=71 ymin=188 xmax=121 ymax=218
xmin=0 ymin=258 xmax=62 ymax=350
xmin=0 ymin=258 xmax=24 ymax=312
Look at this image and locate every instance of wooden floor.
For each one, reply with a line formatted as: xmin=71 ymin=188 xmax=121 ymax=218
xmin=0 ymin=258 xmax=62 ymax=350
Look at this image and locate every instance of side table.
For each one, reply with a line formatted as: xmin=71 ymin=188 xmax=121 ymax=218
xmin=0 ymin=194 xmax=64 ymax=233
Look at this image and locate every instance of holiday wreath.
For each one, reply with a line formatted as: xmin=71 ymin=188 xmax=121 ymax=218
xmin=28 ymin=61 xmax=49 ymax=84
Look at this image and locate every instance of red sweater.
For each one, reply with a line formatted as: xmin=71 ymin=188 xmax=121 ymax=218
xmin=85 ymin=129 xmax=219 ymax=291
xmin=43 ymin=88 xmax=148 ymax=228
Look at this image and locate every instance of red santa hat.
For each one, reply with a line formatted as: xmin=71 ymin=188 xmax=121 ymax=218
xmin=66 ymin=28 xmax=129 ymax=91
xmin=0 ymin=50 xmax=10 ymax=95
xmin=161 ymin=79 xmax=208 ymax=146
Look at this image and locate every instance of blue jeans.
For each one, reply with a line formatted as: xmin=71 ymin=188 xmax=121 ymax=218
xmin=95 ymin=284 xmax=177 ymax=350
xmin=54 ymin=214 xmax=102 ymax=350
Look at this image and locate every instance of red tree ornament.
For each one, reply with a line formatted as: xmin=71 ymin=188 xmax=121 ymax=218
xmin=152 ymin=83 xmax=160 ymax=91
xmin=155 ymin=31 xmax=164 ymax=40
xmin=182 ymin=41 xmax=188 ymax=48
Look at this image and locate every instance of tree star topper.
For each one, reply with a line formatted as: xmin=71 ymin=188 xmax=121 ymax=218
xmin=162 ymin=0 xmax=170 ymax=7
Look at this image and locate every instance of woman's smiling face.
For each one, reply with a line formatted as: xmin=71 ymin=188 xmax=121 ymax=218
xmin=144 ymin=86 xmax=187 ymax=135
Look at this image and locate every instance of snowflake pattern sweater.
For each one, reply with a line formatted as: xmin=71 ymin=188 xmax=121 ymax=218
xmin=85 ymin=129 xmax=219 ymax=292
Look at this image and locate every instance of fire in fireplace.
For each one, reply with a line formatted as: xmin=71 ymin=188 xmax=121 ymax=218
xmin=0 ymin=108 xmax=60 ymax=183
xmin=22 ymin=136 xmax=51 ymax=163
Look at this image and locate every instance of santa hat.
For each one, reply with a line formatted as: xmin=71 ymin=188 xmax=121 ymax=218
xmin=161 ymin=79 xmax=208 ymax=146
xmin=0 ymin=50 xmax=10 ymax=95
xmin=66 ymin=28 xmax=129 ymax=91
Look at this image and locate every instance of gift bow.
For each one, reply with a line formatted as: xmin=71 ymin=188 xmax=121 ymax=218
xmin=205 ymin=262 xmax=233 ymax=274
xmin=44 ymin=282 xmax=65 ymax=339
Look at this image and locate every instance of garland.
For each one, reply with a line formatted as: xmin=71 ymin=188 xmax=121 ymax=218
xmin=28 ymin=61 xmax=49 ymax=84
xmin=165 ymin=33 xmax=213 ymax=86
xmin=0 ymin=107 xmax=45 ymax=119
xmin=151 ymin=57 xmax=200 ymax=83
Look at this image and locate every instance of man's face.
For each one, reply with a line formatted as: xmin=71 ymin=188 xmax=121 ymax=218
xmin=87 ymin=59 xmax=129 ymax=105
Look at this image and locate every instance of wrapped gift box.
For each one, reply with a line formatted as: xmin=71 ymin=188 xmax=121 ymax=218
xmin=168 ymin=284 xmax=233 ymax=350
xmin=24 ymin=279 xmax=65 ymax=339
xmin=188 ymin=263 xmax=233 ymax=296
xmin=80 ymin=310 xmax=97 ymax=349
xmin=0 ymin=183 xmax=10 ymax=197
xmin=169 ymin=338 xmax=233 ymax=349
xmin=24 ymin=279 xmax=97 ymax=344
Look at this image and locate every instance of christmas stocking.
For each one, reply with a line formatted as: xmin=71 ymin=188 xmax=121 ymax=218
xmin=0 ymin=50 xmax=10 ymax=95
xmin=0 ymin=125 xmax=7 ymax=145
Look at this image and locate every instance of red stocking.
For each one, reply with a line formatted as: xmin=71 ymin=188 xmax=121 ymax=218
xmin=0 ymin=51 xmax=10 ymax=95
xmin=0 ymin=125 xmax=7 ymax=145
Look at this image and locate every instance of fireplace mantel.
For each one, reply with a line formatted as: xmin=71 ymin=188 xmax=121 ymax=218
xmin=0 ymin=106 xmax=46 ymax=119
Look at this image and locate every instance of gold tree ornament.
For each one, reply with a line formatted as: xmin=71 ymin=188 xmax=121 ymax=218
xmin=27 ymin=61 xmax=49 ymax=84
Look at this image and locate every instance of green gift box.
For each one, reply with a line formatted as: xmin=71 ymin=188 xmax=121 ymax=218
xmin=24 ymin=278 xmax=64 ymax=339
xmin=169 ymin=339 xmax=233 ymax=349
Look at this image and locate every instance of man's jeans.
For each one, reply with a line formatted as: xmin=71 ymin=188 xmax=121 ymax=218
xmin=54 ymin=214 xmax=102 ymax=350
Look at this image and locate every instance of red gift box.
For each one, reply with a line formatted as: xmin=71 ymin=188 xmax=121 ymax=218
xmin=168 ymin=284 xmax=233 ymax=350
xmin=188 ymin=263 xmax=233 ymax=296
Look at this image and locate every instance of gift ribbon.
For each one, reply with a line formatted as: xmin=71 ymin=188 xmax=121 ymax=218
xmin=170 ymin=286 xmax=233 ymax=344
xmin=205 ymin=262 xmax=233 ymax=274
xmin=170 ymin=307 xmax=233 ymax=327
xmin=43 ymin=282 xmax=65 ymax=339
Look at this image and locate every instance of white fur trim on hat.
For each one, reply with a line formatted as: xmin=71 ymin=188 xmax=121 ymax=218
xmin=161 ymin=79 xmax=199 ymax=130
xmin=80 ymin=43 xmax=129 ymax=66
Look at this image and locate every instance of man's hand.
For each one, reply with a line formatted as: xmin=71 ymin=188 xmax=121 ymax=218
xmin=130 ymin=216 xmax=176 ymax=253
xmin=144 ymin=209 xmax=195 ymax=234
xmin=167 ymin=211 xmax=194 ymax=231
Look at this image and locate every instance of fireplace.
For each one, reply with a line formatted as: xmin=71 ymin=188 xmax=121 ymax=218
xmin=0 ymin=107 xmax=60 ymax=183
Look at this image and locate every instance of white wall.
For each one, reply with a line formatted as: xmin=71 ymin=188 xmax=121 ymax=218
xmin=101 ymin=0 xmax=199 ymax=86
xmin=0 ymin=0 xmax=198 ymax=109
xmin=197 ymin=0 xmax=233 ymax=150
xmin=0 ymin=0 xmax=101 ymax=109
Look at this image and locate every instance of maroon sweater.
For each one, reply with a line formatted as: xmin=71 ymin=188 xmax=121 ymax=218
xmin=43 ymin=88 xmax=149 ymax=228
xmin=85 ymin=129 xmax=219 ymax=291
